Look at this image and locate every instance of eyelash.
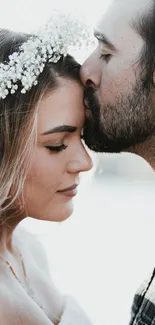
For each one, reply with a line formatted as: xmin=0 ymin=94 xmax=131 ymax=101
xmin=46 ymin=144 xmax=68 ymax=153
xmin=45 ymin=131 xmax=84 ymax=153
xmin=100 ymin=53 xmax=112 ymax=63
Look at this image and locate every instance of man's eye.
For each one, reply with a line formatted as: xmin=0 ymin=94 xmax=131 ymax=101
xmin=45 ymin=144 xmax=67 ymax=153
xmin=100 ymin=53 xmax=112 ymax=63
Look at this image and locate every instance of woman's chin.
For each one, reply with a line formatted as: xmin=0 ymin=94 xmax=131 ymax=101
xmin=32 ymin=200 xmax=74 ymax=222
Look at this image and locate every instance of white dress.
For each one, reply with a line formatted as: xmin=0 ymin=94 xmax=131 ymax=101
xmin=59 ymin=296 xmax=93 ymax=325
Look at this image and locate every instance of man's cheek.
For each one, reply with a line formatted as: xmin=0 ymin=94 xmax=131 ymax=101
xmin=100 ymin=70 xmax=134 ymax=102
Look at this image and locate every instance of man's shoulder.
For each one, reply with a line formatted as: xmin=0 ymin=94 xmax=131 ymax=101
xmin=129 ymin=269 xmax=155 ymax=325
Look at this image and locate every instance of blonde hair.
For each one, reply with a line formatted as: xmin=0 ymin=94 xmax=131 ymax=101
xmin=0 ymin=28 xmax=81 ymax=223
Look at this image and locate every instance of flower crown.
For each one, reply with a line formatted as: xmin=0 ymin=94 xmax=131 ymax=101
xmin=0 ymin=11 xmax=93 ymax=99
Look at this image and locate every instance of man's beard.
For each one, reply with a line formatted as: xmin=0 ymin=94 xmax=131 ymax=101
xmin=83 ymin=80 xmax=155 ymax=153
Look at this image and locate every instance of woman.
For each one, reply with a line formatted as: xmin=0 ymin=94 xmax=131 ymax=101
xmin=0 ymin=13 xmax=93 ymax=325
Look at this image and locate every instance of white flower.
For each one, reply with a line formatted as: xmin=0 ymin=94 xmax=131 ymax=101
xmin=6 ymin=81 xmax=12 ymax=89
xmin=21 ymin=88 xmax=26 ymax=94
xmin=0 ymin=87 xmax=9 ymax=99
xmin=0 ymin=10 xmax=94 ymax=99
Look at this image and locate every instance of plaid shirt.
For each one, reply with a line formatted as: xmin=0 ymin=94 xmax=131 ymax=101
xmin=129 ymin=269 xmax=155 ymax=325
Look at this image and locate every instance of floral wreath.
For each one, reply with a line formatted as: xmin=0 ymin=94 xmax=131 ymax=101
xmin=0 ymin=11 xmax=93 ymax=99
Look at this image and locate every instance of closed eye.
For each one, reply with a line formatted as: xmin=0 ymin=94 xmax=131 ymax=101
xmin=45 ymin=144 xmax=67 ymax=153
xmin=100 ymin=53 xmax=112 ymax=63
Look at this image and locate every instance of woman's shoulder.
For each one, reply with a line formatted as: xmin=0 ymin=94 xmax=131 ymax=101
xmin=59 ymin=296 xmax=93 ymax=325
xmin=0 ymin=280 xmax=54 ymax=325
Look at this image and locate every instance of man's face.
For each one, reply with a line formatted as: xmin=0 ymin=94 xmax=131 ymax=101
xmin=81 ymin=0 xmax=155 ymax=153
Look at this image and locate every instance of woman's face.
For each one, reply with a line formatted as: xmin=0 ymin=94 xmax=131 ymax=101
xmin=23 ymin=78 xmax=93 ymax=222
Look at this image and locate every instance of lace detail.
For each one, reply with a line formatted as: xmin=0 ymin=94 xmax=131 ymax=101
xmin=59 ymin=295 xmax=93 ymax=325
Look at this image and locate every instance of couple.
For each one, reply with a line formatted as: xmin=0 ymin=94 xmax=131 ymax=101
xmin=0 ymin=0 xmax=155 ymax=323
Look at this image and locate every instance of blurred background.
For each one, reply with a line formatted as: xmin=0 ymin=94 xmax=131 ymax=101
xmin=1 ymin=0 xmax=155 ymax=324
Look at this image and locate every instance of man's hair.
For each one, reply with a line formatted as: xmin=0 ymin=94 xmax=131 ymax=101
xmin=0 ymin=28 xmax=81 ymax=221
xmin=131 ymin=1 xmax=155 ymax=90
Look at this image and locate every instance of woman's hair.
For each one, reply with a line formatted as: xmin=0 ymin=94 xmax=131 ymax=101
xmin=0 ymin=28 xmax=81 ymax=222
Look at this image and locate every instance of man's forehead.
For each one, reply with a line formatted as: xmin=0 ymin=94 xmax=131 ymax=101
xmin=96 ymin=0 xmax=152 ymax=35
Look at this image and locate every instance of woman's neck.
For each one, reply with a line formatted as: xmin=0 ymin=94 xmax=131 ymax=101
xmin=0 ymin=225 xmax=16 ymax=254
xmin=0 ymin=214 xmax=23 ymax=255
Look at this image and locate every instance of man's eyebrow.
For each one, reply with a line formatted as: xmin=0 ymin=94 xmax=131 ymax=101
xmin=94 ymin=30 xmax=117 ymax=52
xmin=42 ymin=125 xmax=77 ymax=135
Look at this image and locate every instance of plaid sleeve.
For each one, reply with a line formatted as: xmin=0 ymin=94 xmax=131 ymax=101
xmin=129 ymin=269 xmax=155 ymax=325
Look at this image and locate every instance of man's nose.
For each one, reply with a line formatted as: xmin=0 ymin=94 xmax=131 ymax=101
xmin=80 ymin=52 xmax=101 ymax=88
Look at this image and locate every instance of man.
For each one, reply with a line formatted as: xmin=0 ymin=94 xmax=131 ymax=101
xmin=81 ymin=0 xmax=155 ymax=324
xmin=81 ymin=0 xmax=155 ymax=168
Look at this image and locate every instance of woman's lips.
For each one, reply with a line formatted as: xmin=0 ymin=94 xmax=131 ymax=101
xmin=57 ymin=185 xmax=78 ymax=198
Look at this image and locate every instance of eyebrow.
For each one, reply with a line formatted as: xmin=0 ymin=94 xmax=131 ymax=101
xmin=42 ymin=125 xmax=77 ymax=136
xmin=94 ymin=30 xmax=117 ymax=52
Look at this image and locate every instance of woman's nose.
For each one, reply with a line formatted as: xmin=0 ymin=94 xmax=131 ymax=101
xmin=68 ymin=147 xmax=93 ymax=174
xmin=80 ymin=150 xmax=93 ymax=172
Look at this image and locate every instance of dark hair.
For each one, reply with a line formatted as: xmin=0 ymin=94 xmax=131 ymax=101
xmin=131 ymin=1 xmax=155 ymax=90
xmin=0 ymin=28 xmax=81 ymax=219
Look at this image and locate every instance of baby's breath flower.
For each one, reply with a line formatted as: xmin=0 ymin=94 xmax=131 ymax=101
xmin=0 ymin=10 xmax=93 ymax=99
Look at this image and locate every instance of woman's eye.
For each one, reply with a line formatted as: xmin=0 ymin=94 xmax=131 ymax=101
xmin=45 ymin=144 xmax=67 ymax=153
xmin=100 ymin=53 xmax=112 ymax=63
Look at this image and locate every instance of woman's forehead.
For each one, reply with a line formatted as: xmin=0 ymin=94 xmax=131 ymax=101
xmin=37 ymin=78 xmax=85 ymax=133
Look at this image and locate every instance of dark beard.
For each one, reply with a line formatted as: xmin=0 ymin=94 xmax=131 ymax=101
xmin=83 ymin=82 xmax=155 ymax=153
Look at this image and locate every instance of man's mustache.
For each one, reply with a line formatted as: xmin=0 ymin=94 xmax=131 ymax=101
xmin=84 ymin=87 xmax=96 ymax=109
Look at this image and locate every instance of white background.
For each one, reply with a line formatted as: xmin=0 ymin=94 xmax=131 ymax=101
xmin=0 ymin=0 xmax=111 ymax=31
xmin=1 ymin=1 xmax=155 ymax=324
